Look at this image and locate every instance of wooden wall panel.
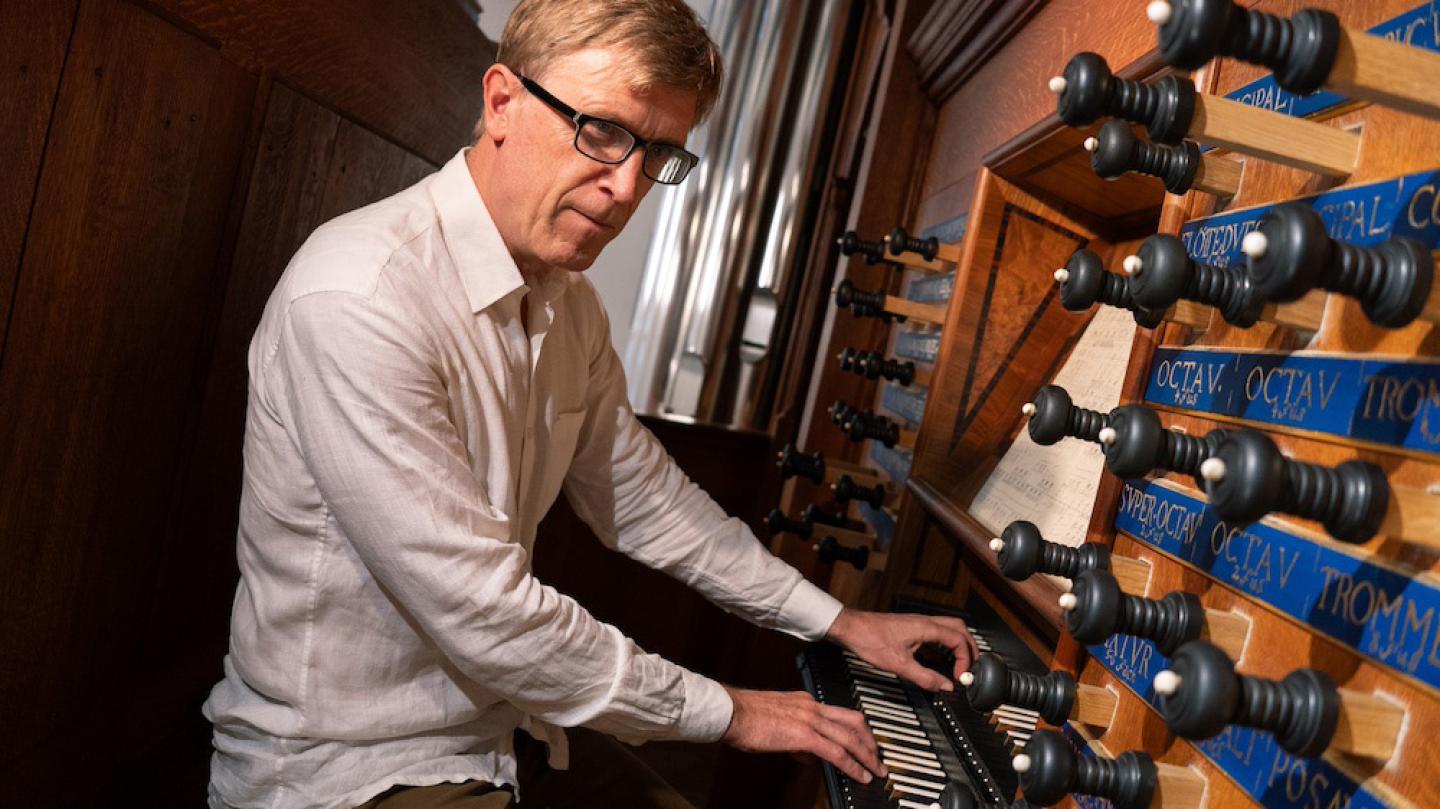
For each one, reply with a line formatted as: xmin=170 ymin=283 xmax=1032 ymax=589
xmin=144 ymin=83 xmax=435 ymax=717
xmin=0 ymin=0 xmax=78 ymax=344
xmin=0 ymin=0 xmax=256 ymax=798
xmin=148 ymin=0 xmax=494 ymax=165
xmin=913 ymin=0 xmax=1158 ymax=230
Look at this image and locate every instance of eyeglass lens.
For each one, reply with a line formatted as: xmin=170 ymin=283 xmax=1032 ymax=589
xmin=576 ymin=119 xmax=691 ymax=184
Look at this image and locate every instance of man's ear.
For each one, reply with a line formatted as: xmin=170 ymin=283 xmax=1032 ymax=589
xmin=481 ymin=64 xmax=519 ymax=144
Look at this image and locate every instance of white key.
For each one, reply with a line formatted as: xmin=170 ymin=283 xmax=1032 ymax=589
xmin=887 ymin=777 xmax=944 ymax=794
xmin=875 ymin=742 xmax=944 ymax=760
xmin=869 ymin=722 xmax=930 ymax=743
xmin=887 ymin=774 xmax=948 ymax=795
xmin=883 ymin=757 xmax=948 ymax=779
xmin=878 ymin=738 xmax=936 ymax=757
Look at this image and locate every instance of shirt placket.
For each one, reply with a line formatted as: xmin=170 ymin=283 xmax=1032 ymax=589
xmin=515 ymin=284 xmax=557 ymax=543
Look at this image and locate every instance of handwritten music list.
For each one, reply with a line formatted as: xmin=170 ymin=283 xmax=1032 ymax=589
xmin=968 ymin=306 xmax=1135 ymax=590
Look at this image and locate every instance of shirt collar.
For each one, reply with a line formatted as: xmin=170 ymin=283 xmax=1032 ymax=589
xmin=431 ymin=149 xmax=527 ymax=313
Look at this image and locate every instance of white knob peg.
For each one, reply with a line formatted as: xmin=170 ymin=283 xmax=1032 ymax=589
xmin=1242 ymin=230 xmax=1269 ymax=258
xmin=1049 ymin=76 xmax=1068 ymax=94
xmin=959 ymin=671 xmax=975 ymax=686
xmin=1098 ymin=426 xmax=1118 ymax=445
xmin=1122 ymin=254 xmax=1143 ymax=275
xmin=1154 ymin=669 xmax=1183 ymax=696
xmin=1022 ymin=402 xmax=1038 ymax=417
xmin=1059 ymin=592 xmax=1078 ymax=610
xmin=990 ymin=537 xmax=1006 ymax=553
xmin=1083 ymin=136 xmax=1099 ymax=153
xmin=1054 ymin=268 xmax=1070 ymax=284
xmin=1147 ymin=0 xmax=1174 ymax=25
xmin=1200 ymin=457 xmax=1227 ymax=482
xmin=1013 ymin=753 xmax=1033 ymax=773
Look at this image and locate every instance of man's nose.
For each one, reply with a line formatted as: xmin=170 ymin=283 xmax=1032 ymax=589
xmin=600 ymin=150 xmax=648 ymax=204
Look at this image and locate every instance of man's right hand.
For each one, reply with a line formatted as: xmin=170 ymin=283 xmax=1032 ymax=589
xmin=720 ymin=687 xmax=887 ymax=784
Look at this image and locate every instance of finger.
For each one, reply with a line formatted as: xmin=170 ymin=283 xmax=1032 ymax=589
xmin=890 ymin=657 xmax=953 ymax=692
xmin=810 ymin=732 xmax=872 ymax=784
xmin=816 ymin=714 xmax=887 ymax=779
xmin=818 ymin=706 xmax=884 ymax=775
xmin=952 ymin=627 xmax=980 ymax=677
xmin=921 ymin=616 xmax=979 ymax=656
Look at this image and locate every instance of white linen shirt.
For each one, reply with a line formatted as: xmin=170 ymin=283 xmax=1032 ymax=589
xmin=203 ymin=150 xmax=843 ymax=809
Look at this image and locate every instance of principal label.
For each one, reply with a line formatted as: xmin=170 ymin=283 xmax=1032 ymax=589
xmin=1224 ymin=3 xmax=1439 ymax=120
xmin=1178 ymin=169 xmax=1440 ymax=268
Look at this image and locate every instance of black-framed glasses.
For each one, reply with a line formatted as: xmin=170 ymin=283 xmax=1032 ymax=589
xmin=518 ymin=74 xmax=699 ymax=185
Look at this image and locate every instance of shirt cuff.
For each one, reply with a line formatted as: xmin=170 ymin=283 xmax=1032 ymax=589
xmin=775 ymin=576 xmax=845 ymax=641
xmin=677 ymin=670 xmax=733 ymax=742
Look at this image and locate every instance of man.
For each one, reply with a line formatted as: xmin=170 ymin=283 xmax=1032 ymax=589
xmin=204 ymin=1 xmax=978 ymax=807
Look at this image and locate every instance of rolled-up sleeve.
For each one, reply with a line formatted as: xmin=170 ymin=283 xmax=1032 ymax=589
xmin=272 ymin=290 xmax=731 ymax=742
xmin=562 ymin=291 xmax=844 ymax=652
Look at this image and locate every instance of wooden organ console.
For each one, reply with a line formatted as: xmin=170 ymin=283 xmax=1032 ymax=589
xmin=770 ymin=1 xmax=1440 ymax=807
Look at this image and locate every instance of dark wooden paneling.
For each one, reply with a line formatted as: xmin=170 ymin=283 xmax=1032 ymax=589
xmin=141 ymin=82 xmax=437 ymax=770
xmin=0 ymin=0 xmax=78 ymax=349
xmin=148 ymin=0 xmax=494 ymax=165
xmin=0 ymin=0 xmax=256 ymax=798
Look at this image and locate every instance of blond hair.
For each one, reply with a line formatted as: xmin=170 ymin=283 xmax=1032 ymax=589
xmin=474 ymin=0 xmax=723 ymax=140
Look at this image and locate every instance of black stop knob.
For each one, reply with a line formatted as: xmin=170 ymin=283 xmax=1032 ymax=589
xmin=1200 ymin=429 xmax=1390 ymax=543
xmin=1089 ymin=120 xmax=1201 ymax=195
xmin=837 ymin=346 xmax=863 ymax=374
xmin=833 ymin=474 xmax=885 ymax=508
xmin=803 ymin=503 xmax=849 ymax=528
xmin=994 ymin=520 xmax=1111 ymax=582
xmin=1063 ymin=570 xmax=1205 ymax=656
xmin=1017 ymin=729 xmax=1157 ymax=809
xmin=964 ymin=653 xmax=1076 ymax=725
xmin=776 ymin=443 xmax=825 ymax=484
xmin=936 ymin=782 xmax=978 ymax=809
xmin=1099 ymin=404 xmax=1226 ymax=480
xmin=816 ymin=536 xmax=869 ymax=570
xmin=1054 ymin=51 xmax=1196 ymax=144
xmin=1245 ymin=202 xmax=1434 ymax=328
xmin=1128 ymin=233 xmax=1262 ymax=326
xmin=834 ymin=279 xmax=888 ymax=314
xmin=1157 ymin=640 xmax=1339 ymax=758
xmin=765 ymin=508 xmax=811 ymax=539
xmin=843 ymin=410 xmax=901 ymax=447
xmin=888 ymin=226 xmax=940 ymax=261
xmin=1154 ymin=0 xmax=1341 ymax=95
xmin=1056 ymin=249 xmax=1166 ymax=329
xmin=1025 ymin=384 xmax=1108 ymax=446
xmin=838 ymin=230 xmax=887 ymax=265
xmin=829 ymin=399 xmax=858 ymax=427
xmin=874 ymin=355 xmax=917 ymax=386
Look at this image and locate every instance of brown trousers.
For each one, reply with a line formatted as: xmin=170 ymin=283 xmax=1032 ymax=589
xmin=353 ymin=728 xmax=698 ymax=809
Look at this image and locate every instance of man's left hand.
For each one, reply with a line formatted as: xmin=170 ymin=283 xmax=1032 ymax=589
xmin=824 ymin=609 xmax=979 ymax=692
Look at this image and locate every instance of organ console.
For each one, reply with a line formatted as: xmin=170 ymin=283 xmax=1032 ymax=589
xmin=961 ymin=654 xmax=1118 ymax=729
xmin=1054 ymin=249 xmax=1181 ymax=329
xmin=838 ymin=347 xmax=932 ymax=387
xmin=1051 ymin=51 xmax=1360 ymax=176
xmin=1121 ymin=234 xmax=1326 ymax=330
xmin=1149 ymin=0 xmax=1440 ymax=120
xmin=775 ymin=3 xmax=1440 ymax=807
xmin=1012 ymin=731 xmax=1204 ymax=809
xmin=1198 ymin=428 xmax=1440 ymax=546
xmin=1084 ymin=121 xmax=1241 ymax=198
xmin=989 ymin=520 xmax=1152 ymax=595
xmin=1240 ymin=201 xmax=1440 ymax=328
xmin=1058 ymin=570 xmax=1249 ymax=659
xmin=1154 ymin=641 xmax=1406 ymax=760
xmin=836 ymin=280 xmax=947 ymax=326
xmin=888 ymin=227 xmax=964 ymax=266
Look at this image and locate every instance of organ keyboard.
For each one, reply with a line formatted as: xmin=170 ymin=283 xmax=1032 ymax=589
xmin=799 ymin=600 xmax=1048 ymax=809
